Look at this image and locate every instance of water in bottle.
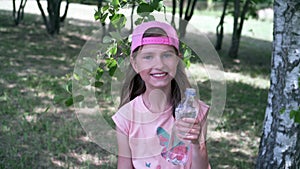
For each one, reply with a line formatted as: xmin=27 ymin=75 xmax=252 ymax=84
xmin=166 ymin=88 xmax=198 ymax=165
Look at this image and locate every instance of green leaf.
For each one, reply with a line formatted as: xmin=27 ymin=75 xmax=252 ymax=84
xmin=106 ymin=58 xmax=118 ymax=76
xmin=65 ymin=81 xmax=72 ymax=94
xmin=109 ymin=8 xmax=115 ymax=15
xmin=183 ymin=57 xmax=191 ymax=68
xmin=110 ymin=13 xmax=126 ymax=29
xmin=53 ymin=95 xmax=67 ymax=104
xmin=110 ymin=31 xmax=123 ymax=41
xmin=80 ymin=78 xmax=90 ymax=86
xmin=74 ymin=95 xmax=84 ymax=103
xmin=184 ymin=48 xmax=191 ymax=59
xmin=73 ymin=73 xmax=80 ymax=81
xmin=65 ymin=97 xmax=73 ymax=107
xmin=94 ymin=10 xmax=101 ymax=20
xmin=120 ymin=0 xmax=128 ymax=7
xmin=96 ymin=68 xmax=104 ymax=80
xmin=137 ymin=3 xmax=154 ymax=17
xmin=103 ymin=36 xmax=113 ymax=43
xmin=109 ymin=45 xmax=118 ymax=55
xmin=94 ymin=81 xmax=104 ymax=88
xmin=101 ymin=4 xmax=109 ymax=13
xmin=112 ymin=0 xmax=120 ymax=8
xmin=147 ymin=14 xmax=155 ymax=21
xmin=150 ymin=0 xmax=163 ymax=11
xmin=109 ymin=66 xmax=117 ymax=76
xmin=100 ymin=13 xmax=108 ymax=24
xmin=135 ymin=18 xmax=144 ymax=25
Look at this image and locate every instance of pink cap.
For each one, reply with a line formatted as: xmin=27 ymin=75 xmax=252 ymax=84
xmin=131 ymin=21 xmax=179 ymax=55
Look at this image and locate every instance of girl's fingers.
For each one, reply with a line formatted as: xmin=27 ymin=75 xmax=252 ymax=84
xmin=175 ymin=118 xmax=201 ymax=142
xmin=176 ymin=125 xmax=200 ymax=135
xmin=177 ymin=118 xmax=204 ymax=140
xmin=182 ymin=117 xmax=199 ymax=124
xmin=176 ymin=118 xmax=200 ymax=129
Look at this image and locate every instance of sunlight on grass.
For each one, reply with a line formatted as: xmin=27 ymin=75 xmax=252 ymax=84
xmin=189 ymin=63 xmax=269 ymax=89
xmin=189 ymin=12 xmax=273 ymax=42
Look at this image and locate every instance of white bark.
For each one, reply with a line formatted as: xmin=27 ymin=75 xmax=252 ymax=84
xmin=256 ymin=0 xmax=300 ymax=168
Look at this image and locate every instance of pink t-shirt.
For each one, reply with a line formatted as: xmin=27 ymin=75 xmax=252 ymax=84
xmin=112 ymin=95 xmax=209 ymax=169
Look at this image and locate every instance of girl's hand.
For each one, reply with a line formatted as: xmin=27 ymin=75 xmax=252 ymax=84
xmin=175 ymin=118 xmax=201 ymax=144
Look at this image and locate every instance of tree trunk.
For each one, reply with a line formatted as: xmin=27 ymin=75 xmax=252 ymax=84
xmin=36 ymin=0 xmax=66 ymax=35
xmin=130 ymin=0 xmax=135 ymax=33
xmin=228 ymin=0 xmax=240 ymax=58
xmin=171 ymin=0 xmax=176 ymax=26
xmin=215 ymin=0 xmax=228 ymax=50
xmin=179 ymin=0 xmax=197 ymax=38
xmin=36 ymin=0 xmax=50 ymax=31
xmin=256 ymin=0 xmax=300 ymax=168
xmin=12 ymin=0 xmax=27 ymax=25
xmin=228 ymin=0 xmax=250 ymax=58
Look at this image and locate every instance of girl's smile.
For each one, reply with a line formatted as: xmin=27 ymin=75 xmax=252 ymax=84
xmin=131 ymin=44 xmax=179 ymax=90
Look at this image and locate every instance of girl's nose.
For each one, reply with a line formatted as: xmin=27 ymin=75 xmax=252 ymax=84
xmin=153 ymin=56 xmax=164 ymax=69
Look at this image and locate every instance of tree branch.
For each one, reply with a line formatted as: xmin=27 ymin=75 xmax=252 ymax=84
xmin=60 ymin=0 xmax=69 ymax=22
xmin=36 ymin=0 xmax=50 ymax=33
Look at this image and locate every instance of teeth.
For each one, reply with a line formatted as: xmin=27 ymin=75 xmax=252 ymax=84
xmin=152 ymin=73 xmax=166 ymax=77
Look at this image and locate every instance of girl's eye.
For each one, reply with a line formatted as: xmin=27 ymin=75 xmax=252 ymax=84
xmin=162 ymin=53 xmax=175 ymax=58
xmin=143 ymin=55 xmax=153 ymax=60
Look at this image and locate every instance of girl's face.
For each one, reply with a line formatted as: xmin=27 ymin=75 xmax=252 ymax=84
xmin=131 ymin=44 xmax=179 ymax=90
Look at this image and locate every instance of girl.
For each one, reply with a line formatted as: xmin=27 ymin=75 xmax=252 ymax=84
xmin=112 ymin=21 xmax=210 ymax=169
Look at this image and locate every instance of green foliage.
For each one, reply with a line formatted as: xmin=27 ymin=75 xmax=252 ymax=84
xmin=137 ymin=3 xmax=154 ymax=15
xmin=181 ymin=43 xmax=195 ymax=68
xmin=106 ymin=58 xmax=118 ymax=76
xmin=137 ymin=0 xmax=164 ymax=17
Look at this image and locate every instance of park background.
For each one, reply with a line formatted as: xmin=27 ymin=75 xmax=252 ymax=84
xmin=0 ymin=0 xmax=275 ymax=168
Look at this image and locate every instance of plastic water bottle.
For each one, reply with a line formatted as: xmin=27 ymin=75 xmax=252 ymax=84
xmin=166 ymin=88 xmax=197 ymax=165
xmin=175 ymin=88 xmax=197 ymax=120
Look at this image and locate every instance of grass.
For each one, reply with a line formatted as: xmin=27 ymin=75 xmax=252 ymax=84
xmin=0 ymin=7 xmax=272 ymax=169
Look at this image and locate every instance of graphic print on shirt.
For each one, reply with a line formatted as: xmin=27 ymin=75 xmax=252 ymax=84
xmin=156 ymin=127 xmax=189 ymax=165
xmin=145 ymin=162 xmax=151 ymax=168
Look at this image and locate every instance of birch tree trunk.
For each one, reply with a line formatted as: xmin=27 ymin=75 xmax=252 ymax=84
xmin=256 ymin=0 xmax=300 ymax=168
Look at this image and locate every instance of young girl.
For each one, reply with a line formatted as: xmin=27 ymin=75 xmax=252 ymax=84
xmin=112 ymin=21 xmax=210 ymax=169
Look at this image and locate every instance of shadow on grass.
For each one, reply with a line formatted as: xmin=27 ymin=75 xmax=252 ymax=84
xmin=0 ymin=10 xmax=116 ymax=168
xmin=199 ymin=79 xmax=268 ymax=134
xmin=199 ymin=80 xmax=268 ymax=169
